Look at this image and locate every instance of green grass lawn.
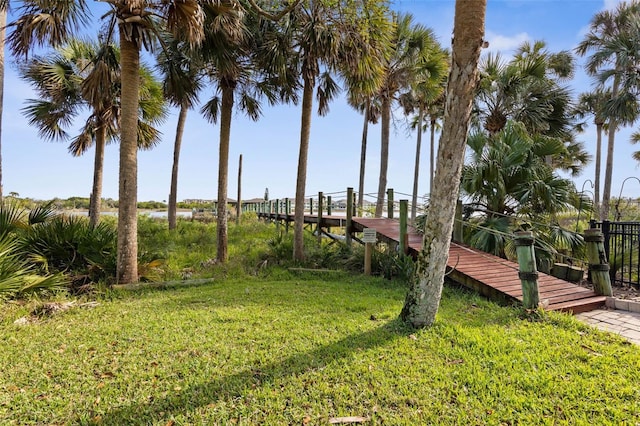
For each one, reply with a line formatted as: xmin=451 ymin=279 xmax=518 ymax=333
xmin=1 ymin=272 xmax=639 ymax=425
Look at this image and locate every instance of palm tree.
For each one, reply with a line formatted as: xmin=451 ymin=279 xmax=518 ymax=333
xmin=96 ymin=1 xmax=206 ymax=283
xmin=374 ymin=13 xmax=442 ymax=217
xmin=286 ymin=0 xmax=389 ymax=260
xmin=156 ymin=35 xmax=204 ymax=231
xmin=576 ymin=1 xmax=640 ymax=220
xmin=398 ymin=49 xmax=449 ymax=222
xmin=199 ymin=3 xmax=300 ymax=263
xmin=461 ymin=121 xmax=582 ymax=256
xmin=575 ymin=89 xmax=611 ymax=216
xmin=199 ymin=4 xmax=253 ymax=264
xmin=400 ymin=0 xmax=487 ymax=328
xmin=475 ymin=41 xmax=575 ymax=138
xmin=3 ymin=0 xmax=91 ymax=202
xmin=21 ymin=40 xmax=167 ymax=227
xmin=347 ymin=95 xmax=381 ymax=213
xmin=425 ymin=89 xmax=446 ymax=196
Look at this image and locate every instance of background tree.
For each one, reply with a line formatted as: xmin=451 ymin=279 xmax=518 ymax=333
xmin=574 ymin=90 xmax=609 ymax=217
xmin=21 ymin=40 xmax=166 ymax=228
xmin=3 ymin=0 xmax=91 ymax=203
xmin=200 ymin=2 xmax=298 ymax=263
xmin=401 ymin=0 xmax=486 ymax=328
xmin=398 ymin=47 xmax=449 ymax=222
xmin=285 ymin=0 xmax=390 ymax=260
xmin=374 ymin=13 xmax=443 ymax=217
xmin=347 ymin=90 xmax=381 ymax=212
xmin=576 ymin=1 xmax=640 ymax=220
xmin=156 ymin=35 xmax=204 ymax=231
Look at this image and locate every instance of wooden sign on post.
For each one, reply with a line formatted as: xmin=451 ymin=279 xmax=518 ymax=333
xmin=363 ymin=229 xmax=376 ymax=275
xmin=362 ymin=229 xmax=377 ymax=243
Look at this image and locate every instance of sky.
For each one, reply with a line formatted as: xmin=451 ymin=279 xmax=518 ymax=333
xmin=3 ymin=0 xmax=639 ymax=203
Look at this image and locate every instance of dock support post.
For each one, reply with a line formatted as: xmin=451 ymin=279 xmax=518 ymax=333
xmin=364 ymin=243 xmax=372 ymax=275
xmin=346 ymin=187 xmax=354 ymax=247
xmin=309 ymin=197 xmax=313 ymax=215
xmin=514 ymin=231 xmax=540 ymax=309
xmin=453 ymin=200 xmax=463 ymax=243
xmin=285 ymin=198 xmax=290 ymax=233
xmin=327 ymin=196 xmax=332 ymax=216
xmin=387 ymin=188 xmax=394 ymax=219
xmin=317 ymin=192 xmax=323 ymax=244
xmin=399 ymin=200 xmax=408 ymax=254
xmin=275 ymin=199 xmax=280 ymax=232
xmin=584 ymin=229 xmax=612 ymax=296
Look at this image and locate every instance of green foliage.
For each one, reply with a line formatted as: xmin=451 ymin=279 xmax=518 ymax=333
xmin=137 ymin=200 xmax=167 ymax=209
xmin=21 ymin=215 xmax=118 ymax=287
xmin=0 ymin=235 xmax=67 ymax=299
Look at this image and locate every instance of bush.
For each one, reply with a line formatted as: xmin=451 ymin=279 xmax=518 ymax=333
xmin=0 ymin=234 xmax=67 ymax=299
xmin=21 ymin=215 xmax=118 ymax=288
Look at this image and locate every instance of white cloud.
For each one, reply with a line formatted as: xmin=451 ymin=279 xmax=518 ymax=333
xmin=484 ymin=31 xmax=530 ymax=53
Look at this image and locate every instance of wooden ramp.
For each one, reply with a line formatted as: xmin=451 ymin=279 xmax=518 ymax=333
xmin=352 ymin=217 xmax=605 ymax=314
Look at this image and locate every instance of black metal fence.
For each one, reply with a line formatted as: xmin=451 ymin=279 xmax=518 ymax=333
xmin=590 ymin=220 xmax=640 ymax=288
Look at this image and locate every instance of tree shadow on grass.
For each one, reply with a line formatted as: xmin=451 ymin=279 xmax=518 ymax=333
xmin=93 ymin=319 xmax=412 ymax=425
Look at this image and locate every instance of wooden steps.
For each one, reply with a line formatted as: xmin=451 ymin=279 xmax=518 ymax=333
xmin=353 ymin=218 xmax=605 ymax=314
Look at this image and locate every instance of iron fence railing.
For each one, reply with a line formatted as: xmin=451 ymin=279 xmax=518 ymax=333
xmin=590 ymin=220 xmax=640 ymax=288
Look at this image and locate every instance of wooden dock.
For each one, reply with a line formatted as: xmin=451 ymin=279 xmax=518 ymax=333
xmin=258 ymin=213 xmax=606 ymax=314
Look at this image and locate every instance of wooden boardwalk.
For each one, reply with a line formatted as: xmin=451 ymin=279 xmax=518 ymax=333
xmin=259 ymin=213 xmax=606 ymax=314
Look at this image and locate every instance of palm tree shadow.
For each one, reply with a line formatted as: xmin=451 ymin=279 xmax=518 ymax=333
xmin=96 ymin=319 xmax=412 ymax=424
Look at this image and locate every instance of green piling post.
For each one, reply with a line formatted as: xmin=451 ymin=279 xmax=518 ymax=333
xmin=346 ymin=187 xmax=354 ymax=247
xmin=514 ymin=231 xmax=540 ymax=309
xmin=399 ymin=200 xmax=408 ymax=254
xmin=387 ymin=188 xmax=394 ymax=219
xmin=584 ymin=229 xmax=613 ymax=296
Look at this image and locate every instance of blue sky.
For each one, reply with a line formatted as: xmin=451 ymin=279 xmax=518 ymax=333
xmin=3 ymin=0 xmax=638 ymax=203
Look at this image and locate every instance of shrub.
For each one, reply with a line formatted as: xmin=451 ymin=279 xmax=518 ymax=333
xmin=21 ymin=215 xmax=118 ymax=288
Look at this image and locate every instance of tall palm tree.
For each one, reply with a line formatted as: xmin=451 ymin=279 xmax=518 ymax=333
xmin=3 ymin=0 xmax=91 ymax=202
xmin=199 ymin=3 xmax=253 ymax=263
xmin=575 ymin=89 xmax=611 ymax=216
xmin=0 ymin=3 xmax=5 ymax=203
xmin=20 ymin=40 xmax=167 ymax=227
xmin=400 ymin=0 xmax=486 ymax=328
xmin=373 ymin=13 xmax=442 ymax=217
xmin=156 ymin=35 xmax=204 ymax=231
xmin=426 ymin=90 xmax=445 ymax=195
xmin=347 ymin=95 xmax=381 ymax=212
xmin=285 ymin=0 xmax=389 ymax=260
xmin=576 ymin=1 xmax=640 ymax=220
xmin=96 ymin=1 xmax=205 ymax=283
xmin=398 ymin=49 xmax=449 ymax=222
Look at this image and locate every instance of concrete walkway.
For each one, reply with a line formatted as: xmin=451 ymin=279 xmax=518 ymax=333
xmin=575 ymin=308 xmax=640 ymax=345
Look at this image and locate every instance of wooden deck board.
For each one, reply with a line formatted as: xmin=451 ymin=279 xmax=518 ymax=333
xmin=257 ymin=213 xmax=604 ymax=314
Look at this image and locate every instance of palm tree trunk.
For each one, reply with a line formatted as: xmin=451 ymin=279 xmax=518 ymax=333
xmin=0 ymin=9 xmax=6 ymax=203
xmin=89 ymin=125 xmax=106 ymax=228
xmin=357 ymin=102 xmax=369 ymax=212
xmin=601 ymin=74 xmax=620 ymax=221
xmin=429 ymin=117 xmax=436 ymax=195
xmin=411 ymin=105 xmax=424 ymax=223
xmin=594 ymin=123 xmax=603 ymax=219
xmin=216 ymin=85 xmax=233 ymax=263
xmin=237 ymin=154 xmax=242 ymax=225
xmin=401 ymin=0 xmax=486 ymax=328
xmin=169 ymin=103 xmax=188 ymax=231
xmin=293 ymin=75 xmax=314 ymax=261
xmin=116 ymin=36 xmax=141 ymax=284
xmin=375 ymin=95 xmax=391 ymax=217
